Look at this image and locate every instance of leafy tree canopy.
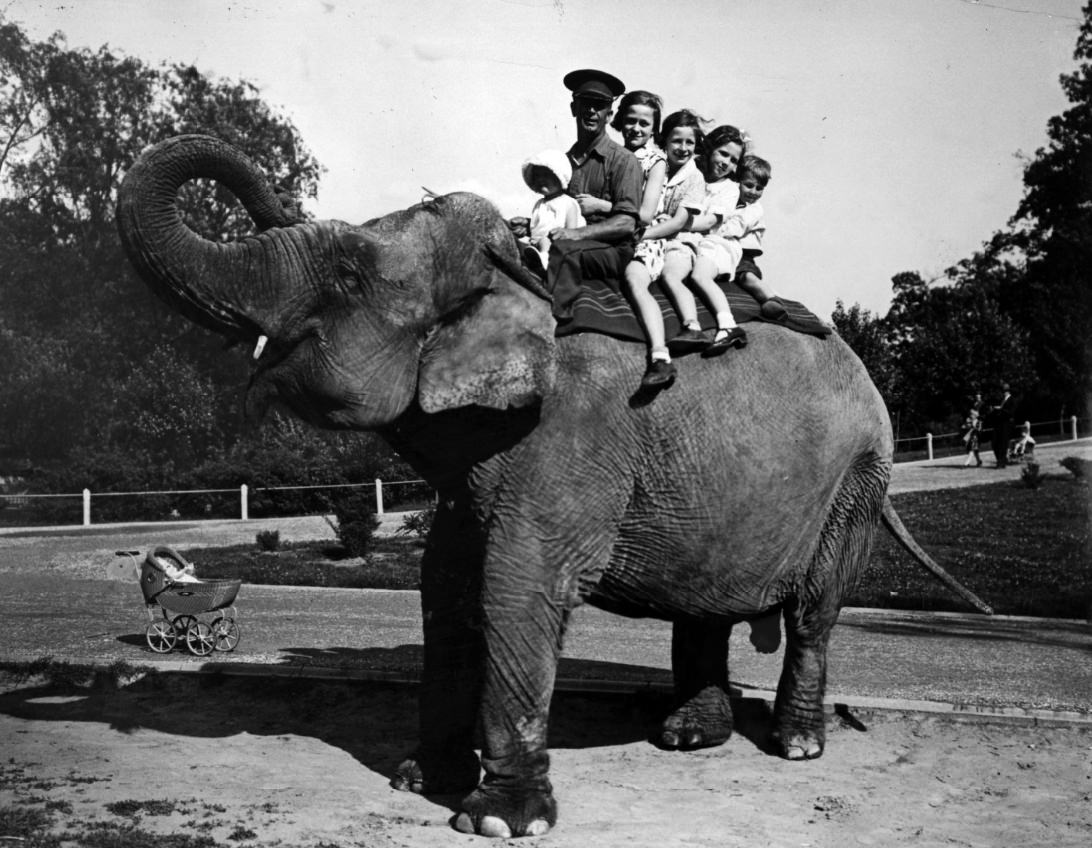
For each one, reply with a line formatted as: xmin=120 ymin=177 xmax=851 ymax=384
xmin=0 ymin=18 xmax=409 ymax=493
xmin=835 ymin=4 xmax=1092 ymax=436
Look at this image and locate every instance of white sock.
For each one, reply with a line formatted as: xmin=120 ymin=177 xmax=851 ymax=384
xmin=716 ymin=310 xmax=737 ymax=330
xmin=684 ymin=320 xmax=702 ymax=331
xmin=651 ymin=347 xmax=671 ymax=363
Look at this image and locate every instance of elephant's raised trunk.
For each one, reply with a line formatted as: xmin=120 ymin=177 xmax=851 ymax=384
xmin=116 ymin=134 xmax=298 ymax=339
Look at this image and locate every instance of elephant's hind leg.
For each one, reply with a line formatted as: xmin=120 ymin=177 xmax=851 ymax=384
xmin=658 ymin=620 xmax=734 ymax=750
xmin=773 ymin=454 xmax=887 ymax=760
xmin=771 ymin=602 xmax=831 ymax=760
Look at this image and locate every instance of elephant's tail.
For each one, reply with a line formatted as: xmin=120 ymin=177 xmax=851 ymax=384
xmin=880 ymin=497 xmax=994 ymax=615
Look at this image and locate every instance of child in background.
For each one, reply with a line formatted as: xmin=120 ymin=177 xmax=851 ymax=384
xmin=661 ymin=124 xmax=748 ymax=356
xmin=520 ymin=149 xmax=585 ymax=276
xmin=961 ymin=408 xmax=983 ymax=467
xmin=622 ymin=109 xmax=709 ymax=389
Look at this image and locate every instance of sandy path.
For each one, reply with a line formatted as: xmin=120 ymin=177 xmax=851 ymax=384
xmin=2 ymin=670 xmax=1090 ymax=847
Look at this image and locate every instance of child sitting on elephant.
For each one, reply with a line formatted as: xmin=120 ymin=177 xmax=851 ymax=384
xmin=519 ymin=149 xmax=585 ymax=277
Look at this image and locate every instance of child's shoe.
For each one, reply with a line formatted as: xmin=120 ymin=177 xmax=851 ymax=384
xmin=667 ymin=327 xmax=710 ymax=355
xmin=520 ymin=243 xmax=547 ymax=280
xmin=702 ymin=326 xmax=748 ymax=356
xmin=640 ymin=358 xmax=676 ymax=389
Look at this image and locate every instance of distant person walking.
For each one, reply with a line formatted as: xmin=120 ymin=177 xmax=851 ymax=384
xmin=990 ymin=384 xmax=1015 ymax=468
xmin=961 ymin=408 xmax=983 ymax=467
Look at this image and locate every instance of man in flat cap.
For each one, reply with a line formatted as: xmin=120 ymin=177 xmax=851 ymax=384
xmin=541 ymin=68 xmax=643 ymax=321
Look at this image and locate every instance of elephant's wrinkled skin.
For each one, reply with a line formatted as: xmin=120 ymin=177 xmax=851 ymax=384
xmin=117 ymin=135 xmax=979 ymax=838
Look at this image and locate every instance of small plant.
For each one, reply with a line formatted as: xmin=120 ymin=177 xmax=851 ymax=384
xmin=398 ymin=505 xmax=437 ymax=539
xmin=324 ymin=489 xmax=381 ymax=557
xmin=1020 ymin=462 xmax=1044 ymax=489
xmin=1060 ymin=455 xmax=1091 ymax=479
xmin=255 ymin=529 xmax=281 ymax=552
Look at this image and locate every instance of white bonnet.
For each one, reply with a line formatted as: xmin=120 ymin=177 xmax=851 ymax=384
xmin=521 ymin=149 xmax=573 ymax=190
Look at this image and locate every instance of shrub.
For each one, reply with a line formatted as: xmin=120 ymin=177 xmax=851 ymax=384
xmin=398 ymin=505 xmax=436 ymax=539
xmin=1019 ymin=462 xmax=1044 ymax=489
xmin=1060 ymin=456 xmax=1091 ymax=479
xmin=255 ymin=529 xmax=281 ymax=551
xmin=325 ymin=489 xmax=380 ymax=557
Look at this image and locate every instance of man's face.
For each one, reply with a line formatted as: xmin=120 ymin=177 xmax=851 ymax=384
xmin=571 ymin=96 xmax=612 ymax=136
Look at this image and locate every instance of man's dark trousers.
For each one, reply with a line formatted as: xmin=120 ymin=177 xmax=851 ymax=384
xmin=547 ymin=239 xmax=634 ymax=321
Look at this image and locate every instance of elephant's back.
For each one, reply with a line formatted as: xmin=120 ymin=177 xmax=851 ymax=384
xmin=556 ymin=323 xmax=890 ymax=463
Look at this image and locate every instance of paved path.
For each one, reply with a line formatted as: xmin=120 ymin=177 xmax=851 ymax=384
xmin=1 ymin=438 xmax=1089 ymax=723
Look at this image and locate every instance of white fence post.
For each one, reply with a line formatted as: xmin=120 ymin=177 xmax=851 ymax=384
xmin=926 ymin=432 xmax=933 ymax=461
xmin=240 ymin=484 xmax=249 ymax=521
xmin=375 ymin=478 xmax=384 ymax=515
xmin=1071 ymin=415 xmax=1078 ymax=441
xmin=82 ymin=488 xmax=91 ymax=526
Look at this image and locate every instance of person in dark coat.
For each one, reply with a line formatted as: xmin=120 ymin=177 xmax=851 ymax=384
xmin=990 ymin=383 xmax=1015 ymax=468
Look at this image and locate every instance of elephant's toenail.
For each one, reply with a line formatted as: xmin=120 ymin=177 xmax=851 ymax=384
xmin=526 ymin=819 xmax=550 ymax=836
xmin=453 ymin=812 xmax=475 ymax=834
xmin=480 ymin=816 xmax=513 ymax=838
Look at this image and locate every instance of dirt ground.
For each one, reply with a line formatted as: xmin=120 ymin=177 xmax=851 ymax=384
xmin=1 ymin=668 xmax=1090 ymax=848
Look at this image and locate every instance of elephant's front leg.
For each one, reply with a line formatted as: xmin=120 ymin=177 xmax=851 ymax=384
xmin=659 ymin=619 xmax=734 ymax=750
xmin=391 ymin=498 xmax=485 ymax=795
xmin=453 ymin=554 xmax=567 ymax=838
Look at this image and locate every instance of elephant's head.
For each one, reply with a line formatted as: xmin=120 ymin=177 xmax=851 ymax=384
xmin=116 ymin=134 xmax=555 ymax=431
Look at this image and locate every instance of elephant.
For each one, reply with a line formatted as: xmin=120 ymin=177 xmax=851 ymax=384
xmin=116 ymin=135 xmax=989 ymax=838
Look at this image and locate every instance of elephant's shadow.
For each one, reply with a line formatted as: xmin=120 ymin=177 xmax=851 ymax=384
xmin=0 ymin=647 xmax=783 ymax=813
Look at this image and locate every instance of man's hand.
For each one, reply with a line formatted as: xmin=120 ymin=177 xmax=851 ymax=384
xmin=549 ymin=227 xmax=583 ymax=242
xmin=574 ymin=194 xmax=611 ymax=217
xmin=507 ymin=216 xmax=530 ymax=239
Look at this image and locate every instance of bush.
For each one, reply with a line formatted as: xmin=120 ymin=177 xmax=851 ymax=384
xmin=1019 ymin=462 xmax=1044 ymax=489
xmin=398 ymin=505 xmax=436 ymax=539
xmin=1060 ymin=456 xmax=1091 ymax=479
xmin=255 ymin=529 xmax=280 ymax=551
xmin=325 ymin=489 xmax=380 ymax=557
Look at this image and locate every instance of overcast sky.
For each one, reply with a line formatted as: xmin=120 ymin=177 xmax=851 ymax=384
xmin=9 ymin=0 xmax=1085 ymax=317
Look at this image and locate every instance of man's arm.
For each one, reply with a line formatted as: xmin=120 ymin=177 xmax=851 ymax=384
xmin=551 ymin=213 xmax=635 ymax=243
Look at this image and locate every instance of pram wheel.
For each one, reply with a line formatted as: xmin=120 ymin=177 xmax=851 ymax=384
xmin=171 ymin=614 xmax=197 ymax=637
xmin=145 ymin=620 xmax=177 ymax=653
xmin=184 ymin=620 xmax=216 ymax=656
xmin=210 ymin=616 xmax=240 ymax=652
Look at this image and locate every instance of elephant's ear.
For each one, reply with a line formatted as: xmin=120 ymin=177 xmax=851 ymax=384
xmin=417 ymin=251 xmax=557 ymax=414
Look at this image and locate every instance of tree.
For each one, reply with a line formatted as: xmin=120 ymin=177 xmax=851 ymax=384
xmin=1005 ymin=3 xmax=1092 ymax=420
xmin=0 ymin=17 xmax=323 ymax=472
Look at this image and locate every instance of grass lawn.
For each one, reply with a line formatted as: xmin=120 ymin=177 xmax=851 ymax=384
xmin=184 ymin=477 xmax=1091 ymax=619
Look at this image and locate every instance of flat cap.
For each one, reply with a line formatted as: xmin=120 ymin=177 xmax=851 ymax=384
xmin=563 ymin=68 xmax=625 ymax=103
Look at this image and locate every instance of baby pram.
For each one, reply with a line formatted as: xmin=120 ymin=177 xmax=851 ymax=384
xmin=1007 ymin=422 xmax=1036 ymax=464
xmin=118 ymin=546 xmax=241 ymax=656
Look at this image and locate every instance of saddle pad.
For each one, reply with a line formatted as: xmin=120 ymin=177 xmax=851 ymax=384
xmin=554 ymin=275 xmax=832 ymax=342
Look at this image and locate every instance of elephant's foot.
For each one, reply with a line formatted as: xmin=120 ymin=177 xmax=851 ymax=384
xmin=771 ymin=720 xmax=825 ymax=760
xmin=657 ymin=685 xmax=733 ymax=750
xmin=390 ymin=747 xmax=481 ymax=795
xmin=452 ymin=782 xmax=557 ymax=838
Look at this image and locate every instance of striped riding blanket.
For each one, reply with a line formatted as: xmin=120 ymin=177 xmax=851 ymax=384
xmin=554 ymin=276 xmax=832 ymax=342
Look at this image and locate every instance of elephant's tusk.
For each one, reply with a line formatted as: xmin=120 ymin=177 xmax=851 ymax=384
xmin=253 ymin=335 xmax=268 ymax=360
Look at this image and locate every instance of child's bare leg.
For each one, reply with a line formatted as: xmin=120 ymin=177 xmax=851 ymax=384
xmin=662 ymin=250 xmax=709 ymax=354
xmin=692 ymin=252 xmax=747 ymax=355
xmin=625 ymin=261 xmax=675 ymax=388
xmin=660 ymin=250 xmax=700 ymax=328
xmin=738 ymin=270 xmax=788 ymax=320
xmin=736 ymin=271 xmax=778 ymax=303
